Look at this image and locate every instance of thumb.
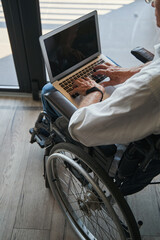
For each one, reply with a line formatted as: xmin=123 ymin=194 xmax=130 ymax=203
xmin=100 ymin=80 xmax=117 ymax=87
xmin=100 ymin=81 xmax=111 ymax=87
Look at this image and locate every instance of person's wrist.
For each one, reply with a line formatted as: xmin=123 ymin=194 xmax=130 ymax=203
xmin=86 ymin=86 xmax=104 ymax=101
xmin=128 ymin=66 xmax=141 ymax=77
xmin=98 ymin=85 xmax=105 ymax=94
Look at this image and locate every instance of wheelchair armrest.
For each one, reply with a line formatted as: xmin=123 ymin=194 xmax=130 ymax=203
xmin=44 ymin=90 xmax=77 ymax=120
xmin=131 ymin=46 xmax=154 ymax=63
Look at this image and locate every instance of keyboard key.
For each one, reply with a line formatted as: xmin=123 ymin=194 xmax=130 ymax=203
xmin=59 ymin=58 xmax=105 ymax=98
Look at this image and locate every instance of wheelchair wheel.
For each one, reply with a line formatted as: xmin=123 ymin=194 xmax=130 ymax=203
xmin=46 ymin=143 xmax=141 ymax=240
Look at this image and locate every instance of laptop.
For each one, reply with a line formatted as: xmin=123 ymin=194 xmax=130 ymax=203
xmin=39 ymin=10 xmax=115 ymax=108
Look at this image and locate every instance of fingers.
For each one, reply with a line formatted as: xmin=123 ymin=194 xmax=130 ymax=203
xmin=70 ymin=77 xmax=92 ymax=96
xmin=72 ymin=77 xmax=90 ymax=87
xmin=72 ymin=78 xmax=82 ymax=88
xmin=94 ymin=64 xmax=108 ymax=70
xmin=94 ymin=62 xmax=114 ymax=70
xmin=105 ymin=62 xmax=114 ymax=66
xmin=100 ymin=82 xmax=111 ymax=87
xmin=93 ymin=69 xmax=108 ymax=76
xmin=93 ymin=62 xmax=116 ymax=77
xmin=70 ymin=87 xmax=80 ymax=95
xmin=70 ymin=80 xmax=82 ymax=95
xmin=83 ymin=77 xmax=91 ymax=81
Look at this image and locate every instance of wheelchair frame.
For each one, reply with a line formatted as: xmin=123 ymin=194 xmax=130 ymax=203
xmin=30 ymin=103 xmax=143 ymax=240
xmin=29 ymin=47 xmax=159 ymax=240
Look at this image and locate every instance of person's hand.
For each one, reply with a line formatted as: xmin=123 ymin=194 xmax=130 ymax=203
xmin=70 ymin=77 xmax=105 ymax=96
xmin=93 ymin=62 xmax=135 ymax=87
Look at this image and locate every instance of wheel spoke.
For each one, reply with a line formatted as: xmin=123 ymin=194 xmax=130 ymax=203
xmin=47 ymin=143 xmax=140 ymax=240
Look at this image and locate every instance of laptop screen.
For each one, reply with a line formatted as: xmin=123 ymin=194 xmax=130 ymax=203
xmin=41 ymin=12 xmax=101 ymax=81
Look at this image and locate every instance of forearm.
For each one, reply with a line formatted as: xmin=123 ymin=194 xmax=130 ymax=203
xmin=79 ymin=91 xmax=103 ymax=108
xmin=121 ymin=62 xmax=152 ymax=81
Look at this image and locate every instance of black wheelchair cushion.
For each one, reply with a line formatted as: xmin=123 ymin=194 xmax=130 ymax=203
xmin=97 ymin=145 xmax=117 ymax=157
xmin=131 ymin=46 xmax=154 ymax=63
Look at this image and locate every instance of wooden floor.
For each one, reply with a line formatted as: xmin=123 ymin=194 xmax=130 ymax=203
xmin=0 ymin=96 xmax=160 ymax=240
xmin=0 ymin=96 xmax=79 ymax=240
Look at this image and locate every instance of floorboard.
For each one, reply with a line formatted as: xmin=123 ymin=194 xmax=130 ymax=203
xmin=11 ymin=229 xmax=50 ymax=240
xmin=0 ymin=96 xmax=79 ymax=240
xmin=0 ymin=97 xmax=43 ymax=240
xmin=49 ymin=200 xmax=66 ymax=240
xmin=64 ymin=222 xmax=80 ymax=240
xmin=126 ymin=175 xmax=160 ymax=237
xmin=14 ymin=144 xmax=53 ymax=230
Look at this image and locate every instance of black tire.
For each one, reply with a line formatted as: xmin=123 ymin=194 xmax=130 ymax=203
xmin=46 ymin=143 xmax=141 ymax=240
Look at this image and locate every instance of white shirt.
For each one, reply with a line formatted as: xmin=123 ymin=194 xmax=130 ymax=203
xmin=68 ymin=44 xmax=160 ymax=147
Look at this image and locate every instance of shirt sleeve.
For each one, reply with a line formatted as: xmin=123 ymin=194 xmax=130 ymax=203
xmin=68 ymin=69 xmax=160 ymax=146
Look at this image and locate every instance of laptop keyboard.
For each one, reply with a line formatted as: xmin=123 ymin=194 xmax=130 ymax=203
xmin=59 ymin=59 xmax=106 ymax=98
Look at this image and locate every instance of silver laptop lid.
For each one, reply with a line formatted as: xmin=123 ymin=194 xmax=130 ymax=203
xmin=39 ymin=10 xmax=101 ymax=83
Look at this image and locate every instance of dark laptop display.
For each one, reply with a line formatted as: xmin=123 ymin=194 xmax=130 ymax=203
xmin=44 ymin=15 xmax=99 ymax=79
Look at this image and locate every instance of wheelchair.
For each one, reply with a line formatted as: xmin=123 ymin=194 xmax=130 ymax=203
xmin=30 ymin=48 xmax=160 ymax=240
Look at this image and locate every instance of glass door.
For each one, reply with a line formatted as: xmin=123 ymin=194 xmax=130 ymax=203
xmin=0 ymin=0 xmax=46 ymax=98
xmin=0 ymin=0 xmax=19 ymax=89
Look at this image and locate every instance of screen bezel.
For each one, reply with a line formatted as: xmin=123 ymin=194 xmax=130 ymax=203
xmin=39 ymin=10 xmax=101 ymax=82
